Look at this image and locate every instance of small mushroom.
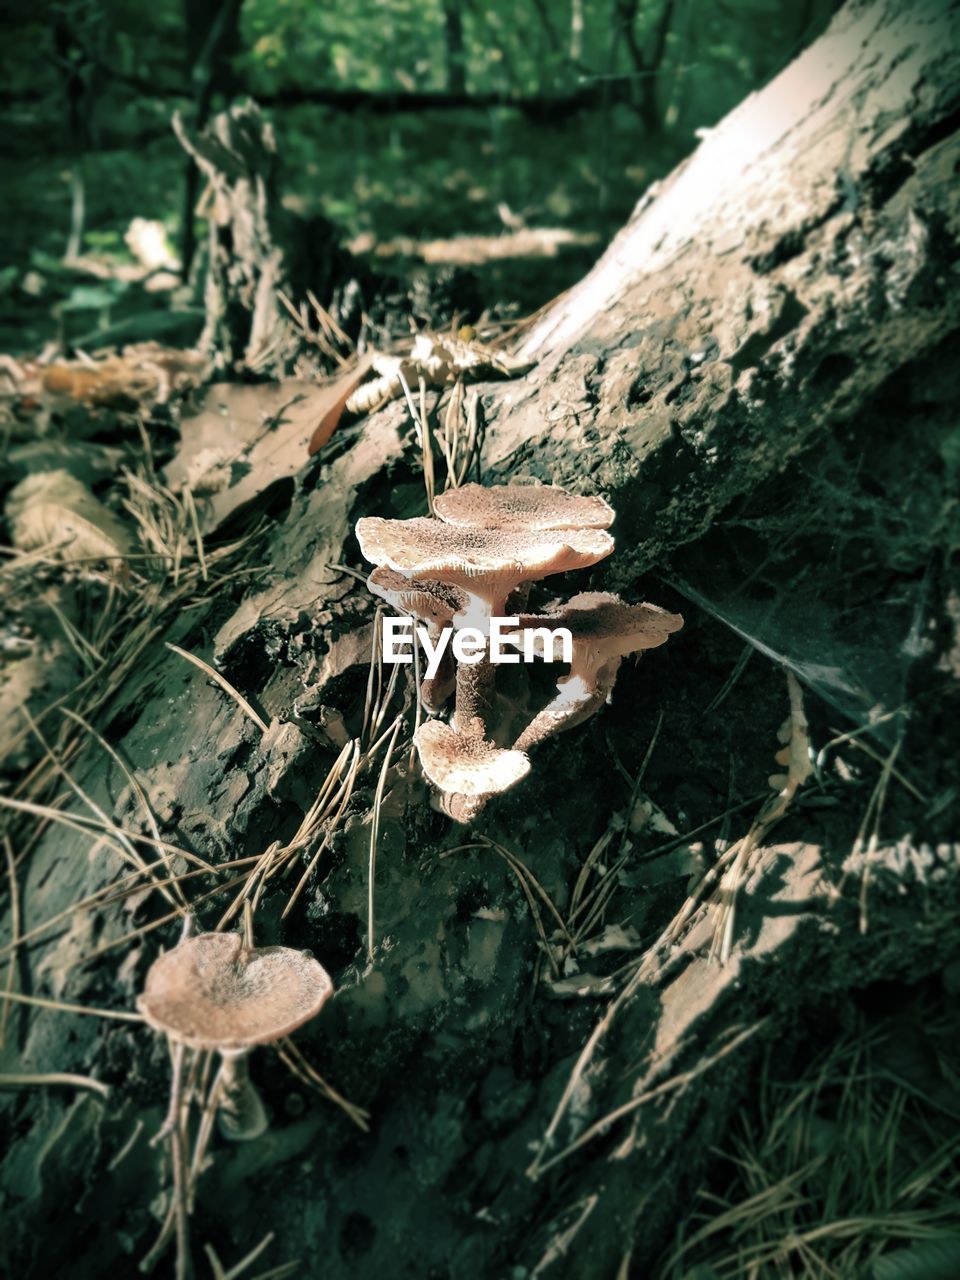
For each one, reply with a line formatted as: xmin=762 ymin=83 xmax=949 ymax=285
xmin=512 ymin=592 xmax=683 ymax=753
xmin=414 ymin=717 xmax=530 ymax=822
xmin=138 ymin=931 xmax=333 ymax=1141
xmin=356 ymin=516 xmax=614 ymax=732
xmin=367 ymin=566 xmax=467 ymax=712
xmin=433 ymin=482 xmax=615 ymax=531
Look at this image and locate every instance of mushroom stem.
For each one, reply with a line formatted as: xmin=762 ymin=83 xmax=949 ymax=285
xmin=452 ymin=644 xmax=497 ymax=735
xmin=420 ymin=636 xmax=456 ymax=712
xmin=438 ymin=791 xmax=488 ymax=823
xmin=171 ymin=1042 xmax=192 ymax=1280
xmin=451 ymin=591 xmax=504 ymax=736
xmin=217 ymin=1050 xmax=268 ymax=1143
xmin=513 ymin=662 xmax=621 ymax=754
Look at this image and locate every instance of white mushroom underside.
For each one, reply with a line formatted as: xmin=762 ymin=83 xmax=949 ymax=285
xmin=415 ymin=720 xmax=530 ymax=796
xmin=355 ymin=517 xmax=614 ymax=585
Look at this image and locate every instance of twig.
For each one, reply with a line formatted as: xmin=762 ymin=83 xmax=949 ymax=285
xmin=0 ymin=1071 xmax=111 ymax=1098
xmin=531 ymin=1022 xmax=765 ymax=1176
xmin=0 ymin=857 xmax=255 ymax=963
xmin=143 ymin=1040 xmax=193 ymax=1278
xmin=0 ymin=794 xmax=214 ymax=872
xmin=81 ymin=871 xmax=253 ymax=962
xmin=20 ymin=703 xmax=177 ymax=903
xmin=108 ymin=1118 xmax=145 ymax=1170
xmin=857 ymin=740 xmax=900 ymax=934
xmin=165 ymin=642 xmax=269 ymax=735
xmin=214 ymin=1232 xmax=275 ymax=1280
xmin=527 ymin=820 xmax=769 ymax=1176
xmin=0 ymin=836 xmax=20 ymax=1047
xmin=182 ymin=486 xmax=208 ymax=583
xmin=370 ymin=656 xmax=403 ymax=743
xmin=0 ymin=990 xmax=143 ymax=1022
xmin=368 ymin=714 xmax=403 ymax=961
xmin=248 ymin=1262 xmax=301 ymax=1280
xmin=282 ymin=742 xmax=361 ymax=919
xmin=60 ymin=707 xmax=188 ymax=908
xmin=443 ymin=837 xmax=570 ymax=979
xmin=276 ymin=1039 xmax=370 ymax=1132
xmin=361 ymin=610 xmax=384 ymax=744
xmin=846 ymin=735 xmax=924 ymax=803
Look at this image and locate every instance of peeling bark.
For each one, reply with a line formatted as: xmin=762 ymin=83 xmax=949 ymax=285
xmin=173 ymin=100 xmax=368 ymax=377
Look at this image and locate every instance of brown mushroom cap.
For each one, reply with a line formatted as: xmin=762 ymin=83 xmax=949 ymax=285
xmin=356 ymin=517 xmax=614 ymax=604
xmin=137 ymin=932 xmax=333 ymax=1053
xmin=433 ymin=483 xmax=614 ymax=532
xmin=414 ymin=718 xmax=530 ymax=797
xmin=510 ymin=594 xmax=682 ymax=753
xmin=517 ymin=591 xmax=683 ymax=663
xmin=367 ymin=567 xmax=461 ymax=711
xmin=366 ymin=565 xmax=468 ymax=628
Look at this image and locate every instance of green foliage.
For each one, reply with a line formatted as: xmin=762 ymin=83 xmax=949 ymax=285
xmin=0 ymin=0 xmax=835 ymax=338
xmin=655 ymin=1012 xmax=960 ymax=1278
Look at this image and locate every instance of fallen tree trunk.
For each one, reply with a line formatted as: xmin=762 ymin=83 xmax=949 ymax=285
xmin=2 ymin=1 xmax=959 ymax=1277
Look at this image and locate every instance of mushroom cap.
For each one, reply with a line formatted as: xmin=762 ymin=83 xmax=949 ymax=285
xmin=518 ymin=591 xmax=683 ymax=662
xmin=356 ymin=517 xmax=614 ymax=598
xmin=433 ymin=483 xmax=614 ymax=531
xmin=414 ymin=718 xmax=530 ymax=797
xmin=367 ymin=566 xmax=468 ymax=629
xmin=137 ymin=932 xmax=333 ymax=1052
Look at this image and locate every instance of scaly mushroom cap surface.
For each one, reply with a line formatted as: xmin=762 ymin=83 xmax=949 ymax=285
xmin=414 ymin=718 xmax=530 ymax=797
xmin=367 ymin=566 xmax=468 ymax=628
xmin=356 ymin=517 xmax=614 ymax=597
xmin=518 ymin=591 xmax=683 ymax=662
xmin=368 ymin=567 xmax=459 ymax=711
xmin=433 ymin=482 xmax=615 ymax=532
xmin=137 ymin=932 xmax=333 ymax=1052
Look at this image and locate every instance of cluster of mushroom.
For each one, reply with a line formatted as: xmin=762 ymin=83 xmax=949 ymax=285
xmin=356 ymin=483 xmax=683 ymax=822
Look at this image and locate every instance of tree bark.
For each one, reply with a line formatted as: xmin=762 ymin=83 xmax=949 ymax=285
xmin=172 ymin=100 xmax=291 ymax=373
xmin=443 ymin=1 xmax=467 ymax=95
xmin=172 ymin=100 xmax=370 ymax=377
xmin=2 ymin=1 xmax=959 ymax=1277
xmin=614 ymin=0 xmax=675 ymax=130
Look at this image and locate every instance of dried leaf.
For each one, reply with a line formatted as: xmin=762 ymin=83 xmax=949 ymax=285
xmin=343 ymin=334 xmax=533 ymax=419
xmin=5 ymin=469 xmax=132 ymax=563
xmin=40 ymin=345 xmax=207 ymax=408
xmin=166 ymin=366 xmax=375 ymax=532
xmin=0 ymin=638 xmax=79 ymax=773
xmin=307 ymin=353 xmax=376 ymax=454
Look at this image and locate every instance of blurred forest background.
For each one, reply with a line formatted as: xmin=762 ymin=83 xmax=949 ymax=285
xmin=1 ymin=0 xmax=836 ymax=351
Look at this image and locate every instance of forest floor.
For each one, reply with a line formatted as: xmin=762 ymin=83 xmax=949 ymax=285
xmin=2 ymin=233 xmax=960 ymax=1280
